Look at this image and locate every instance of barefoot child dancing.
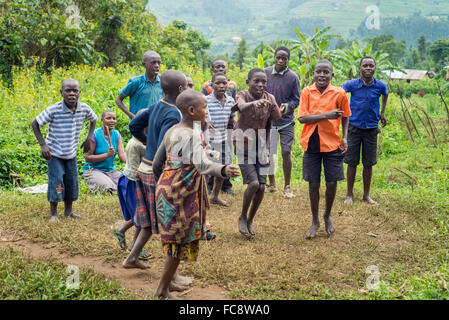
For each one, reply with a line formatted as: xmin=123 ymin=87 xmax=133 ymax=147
xmin=31 ymin=79 xmax=97 ymax=222
xmin=297 ymin=60 xmax=351 ymax=239
xmin=152 ymin=90 xmax=240 ymax=299
xmin=232 ymin=68 xmax=282 ymax=237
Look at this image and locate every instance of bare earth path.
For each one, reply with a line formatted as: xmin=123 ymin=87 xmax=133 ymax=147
xmin=0 ymin=227 xmax=228 ymax=300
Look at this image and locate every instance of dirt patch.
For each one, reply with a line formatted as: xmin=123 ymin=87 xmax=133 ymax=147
xmin=0 ymin=228 xmax=229 ymax=300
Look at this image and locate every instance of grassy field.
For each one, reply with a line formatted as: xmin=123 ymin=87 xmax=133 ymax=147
xmin=0 ymin=64 xmax=448 ymax=299
xmin=147 ymin=0 xmax=449 ymax=53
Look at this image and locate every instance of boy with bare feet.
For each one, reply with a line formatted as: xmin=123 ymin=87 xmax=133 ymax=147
xmin=342 ymin=56 xmax=388 ymax=205
xmin=298 ymin=60 xmax=351 ymax=239
xmin=206 ymin=72 xmax=236 ymax=207
xmin=31 ymin=79 xmax=97 ymax=222
xmin=121 ymin=70 xmax=187 ymax=270
xmin=152 ymin=90 xmax=240 ymax=299
xmin=232 ymin=68 xmax=282 ymax=237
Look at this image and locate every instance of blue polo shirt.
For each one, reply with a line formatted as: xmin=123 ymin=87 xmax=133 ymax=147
xmin=341 ymin=78 xmax=388 ymax=129
xmin=119 ymin=73 xmax=163 ymax=115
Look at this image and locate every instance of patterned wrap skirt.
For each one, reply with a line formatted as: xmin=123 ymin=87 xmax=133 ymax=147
xmin=155 ymin=157 xmax=209 ymax=261
xmin=134 ymin=170 xmax=159 ymax=234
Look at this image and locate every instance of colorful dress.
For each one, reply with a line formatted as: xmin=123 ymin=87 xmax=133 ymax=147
xmin=153 ymin=126 xmax=225 ymax=261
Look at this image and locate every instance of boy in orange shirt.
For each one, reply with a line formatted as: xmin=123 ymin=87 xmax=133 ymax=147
xmin=298 ymin=60 xmax=351 ymax=239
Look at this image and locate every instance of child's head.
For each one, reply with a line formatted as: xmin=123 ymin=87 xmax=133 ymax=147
xmin=274 ymin=46 xmax=290 ymax=71
xmin=211 ymin=59 xmax=227 ymax=75
xmin=161 ymin=70 xmax=188 ymax=98
xmin=142 ymin=51 xmax=161 ymax=77
xmin=211 ymin=72 xmax=228 ymax=96
xmin=60 ymin=79 xmax=80 ymax=107
xmin=185 ymin=75 xmax=194 ymax=89
xmin=246 ymin=68 xmax=267 ymax=99
xmin=101 ymin=110 xmax=116 ymax=129
xmin=359 ymin=56 xmax=376 ymax=79
xmin=176 ymin=90 xmax=208 ymax=124
xmin=313 ymin=60 xmax=334 ymax=90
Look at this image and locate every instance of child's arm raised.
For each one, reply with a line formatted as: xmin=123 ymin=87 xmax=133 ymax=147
xmin=31 ymin=119 xmax=52 ymax=160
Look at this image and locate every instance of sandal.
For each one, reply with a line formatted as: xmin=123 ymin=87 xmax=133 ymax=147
xmin=138 ymin=248 xmax=152 ymax=261
xmin=111 ymin=226 xmax=127 ymax=250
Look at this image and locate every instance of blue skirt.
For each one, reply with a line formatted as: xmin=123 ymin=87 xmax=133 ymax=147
xmin=117 ymin=174 xmax=139 ymax=228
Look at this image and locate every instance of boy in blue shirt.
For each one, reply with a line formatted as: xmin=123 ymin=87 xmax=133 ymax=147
xmin=341 ymin=56 xmax=388 ymax=205
xmin=115 ymin=51 xmax=163 ymax=119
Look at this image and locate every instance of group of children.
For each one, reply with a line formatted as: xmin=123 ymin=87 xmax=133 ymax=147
xmin=31 ymin=48 xmax=388 ymax=299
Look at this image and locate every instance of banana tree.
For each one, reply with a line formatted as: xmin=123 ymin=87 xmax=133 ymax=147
xmin=290 ymin=26 xmax=340 ymax=87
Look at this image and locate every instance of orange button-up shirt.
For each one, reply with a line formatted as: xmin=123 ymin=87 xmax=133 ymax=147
xmin=298 ymin=83 xmax=351 ymax=152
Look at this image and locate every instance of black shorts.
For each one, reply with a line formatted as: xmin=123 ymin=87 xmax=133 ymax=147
xmin=344 ymin=124 xmax=379 ymax=167
xmin=302 ymin=149 xmax=345 ymax=183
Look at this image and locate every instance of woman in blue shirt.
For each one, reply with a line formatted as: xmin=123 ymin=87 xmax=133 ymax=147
xmin=83 ymin=110 xmax=126 ymax=193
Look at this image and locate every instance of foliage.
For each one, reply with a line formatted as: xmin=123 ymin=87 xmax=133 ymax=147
xmin=290 ymin=26 xmax=340 ymax=87
xmin=0 ymin=0 xmax=210 ymax=84
xmin=428 ymin=38 xmax=449 ymax=70
xmin=0 ymin=247 xmax=134 ymax=299
xmin=333 ymin=41 xmax=398 ymax=80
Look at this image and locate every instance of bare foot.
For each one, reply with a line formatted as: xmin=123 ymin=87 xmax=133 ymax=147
xmin=122 ymin=259 xmax=149 ymax=269
xmin=305 ymin=223 xmax=320 ymax=239
xmin=324 ymin=215 xmax=335 ymax=235
xmin=344 ymin=196 xmax=353 ymax=205
xmin=238 ymin=216 xmax=249 ymax=237
xmin=210 ymin=197 xmax=229 ymax=207
xmin=154 ymin=290 xmax=182 ymax=300
xmin=169 ymin=281 xmax=188 ymax=292
xmin=49 ymin=215 xmax=59 ymax=223
xmin=363 ymin=196 xmax=378 ymax=205
xmin=247 ymin=221 xmax=257 ymax=235
xmin=64 ymin=213 xmax=83 ymax=219
xmin=173 ymin=274 xmax=193 ymax=286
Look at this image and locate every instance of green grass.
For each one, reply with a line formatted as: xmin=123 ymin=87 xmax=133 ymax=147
xmin=0 ymin=247 xmax=135 ymax=300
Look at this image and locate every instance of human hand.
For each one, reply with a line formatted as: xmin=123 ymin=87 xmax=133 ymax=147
xmin=280 ymin=103 xmax=288 ymax=114
xmin=324 ymin=110 xmax=344 ymax=119
xmin=380 ymin=114 xmax=387 ymax=127
xmin=40 ymin=144 xmax=52 ymax=160
xmin=339 ymin=138 xmax=348 ymax=154
xmin=106 ymin=146 xmax=115 ymax=157
xmin=253 ymin=99 xmax=269 ymax=108
xmin=224 ymin=164 xmax=240 ymax=178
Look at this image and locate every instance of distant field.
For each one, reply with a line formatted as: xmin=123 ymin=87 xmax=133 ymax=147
xmin=146 ymin=0 xmax=449 ymax=53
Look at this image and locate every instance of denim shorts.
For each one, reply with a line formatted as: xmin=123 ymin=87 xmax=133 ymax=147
xmin=47 ymin=157 xmax=79 ymax=202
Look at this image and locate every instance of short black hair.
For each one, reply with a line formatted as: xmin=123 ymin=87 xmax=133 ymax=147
xmin=176 ymin=89 xmax=206 ymax=115
xmin=360 ymin=56 xmax=376 ymax=66
xmin=275 ymin=46 xmax=290 ymax=58
xmin=160 ymin=70 xmax=187 ymax=95
xmin=247 ymin=68 xmax=265 ymax=80
xmin=315 ymin=59 xmax=334 ymax=71
xmin=101 ymin=109 xmax=115 ymax=119
xmin=212 ymin=72 xmax=227 ymax=83
xmin=212 ymin=58 xmax=226 ymax=66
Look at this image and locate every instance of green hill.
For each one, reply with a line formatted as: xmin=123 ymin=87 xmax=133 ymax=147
xmin=146 ymin=0 xmax=449 ymax=53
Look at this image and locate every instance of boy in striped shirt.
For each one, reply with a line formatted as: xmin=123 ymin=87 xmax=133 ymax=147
xmin=31 ymin=79 xmax=97 ymax=222
xmin=206 ymin=72 xmax=236 ymax=206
